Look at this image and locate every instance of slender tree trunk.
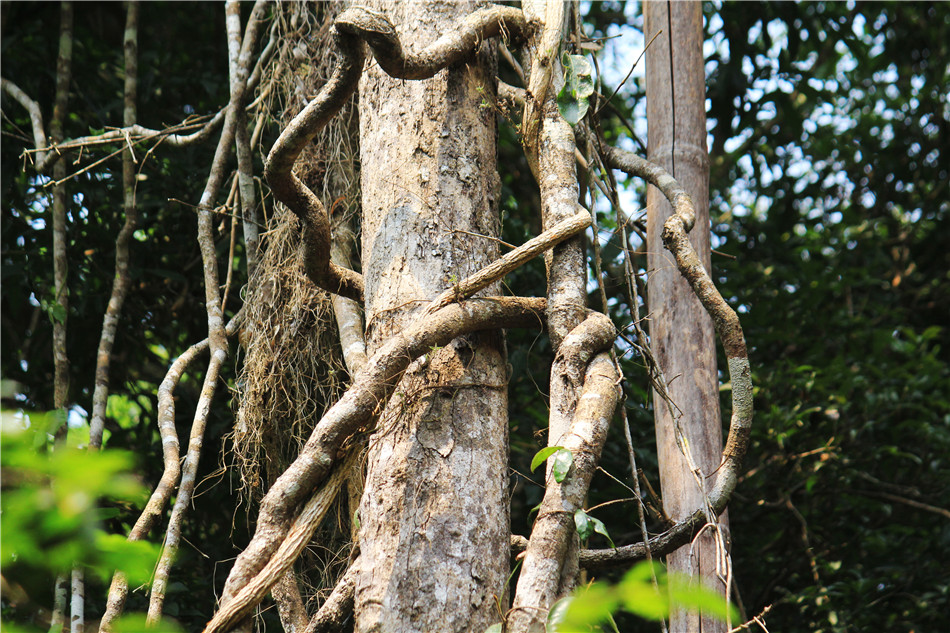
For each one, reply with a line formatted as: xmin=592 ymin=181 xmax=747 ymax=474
xmin=354 ymin=2 xmax=508 ymax=631
xmin=645 ymin=2 xmax=728 ymax=632
xmin=51 ymin=0 xmax=73 ymax=439
xmin=90 ymin=0 xmax=138 ymax=451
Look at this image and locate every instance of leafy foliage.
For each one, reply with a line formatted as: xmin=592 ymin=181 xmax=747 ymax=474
xmin=548 ymin=561 xmax=739 ymax=632
xmin=0 ymin=408 xmax=174 ymax=631
xmin=531 ymin=445 xmax=574 ymax=483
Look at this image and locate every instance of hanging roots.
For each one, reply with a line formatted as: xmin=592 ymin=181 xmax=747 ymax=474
xmin=229 ymin=0 xmax=359 ymax=509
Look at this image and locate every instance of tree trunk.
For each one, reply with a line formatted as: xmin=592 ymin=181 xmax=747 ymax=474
xmin=355 ymin=2 xmax=508 ymax=631
xmin=645 ymin=2 xmax=728 ymax=632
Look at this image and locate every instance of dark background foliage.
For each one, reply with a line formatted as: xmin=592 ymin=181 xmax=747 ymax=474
xmin=2 ymin=1 xmax=948 ymax=631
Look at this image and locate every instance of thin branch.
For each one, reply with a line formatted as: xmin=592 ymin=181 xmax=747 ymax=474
xmin=47 ymin=5 xmax=77 ymax=625
xmin=147 ymin=2 xmax=268 ymax=623
xmin=330 ymin=213 xmax=367 ymax=377
xmin=51 ymin=0 xmax=73 ymax=429
xmin=70 ymin=568 xmax=83 ymax=633
xmin=554 ymin=141 xmax=755 ymax=571
xmin=40 ymin=113 xmax=225 ymax=155
xmin=0 ymin=78 xmax=50 ymax=169
xmin=593 ymin=28 xmax=661 ymax=116
xmin=423 ymin=209 xmax=591 ymax=316
xmin=89 ymin=0 xmax=139 ymax=451
xmin=50 ymin=574 xmax=69 ymax=633
xmin=853 ymin=489 xmax=950 ymax=520
xmin=235 ymin=108 xmax=259 ymax=278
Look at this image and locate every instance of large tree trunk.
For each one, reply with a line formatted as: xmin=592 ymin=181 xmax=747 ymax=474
xmin=355 ymin=2 xmax=507 ymax=631
xmin=645 ymin=2 xmax=728 ymax=632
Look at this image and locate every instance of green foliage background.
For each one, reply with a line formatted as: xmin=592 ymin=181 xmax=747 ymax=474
xmin=2 ymin=1 xmax=948 ymax=631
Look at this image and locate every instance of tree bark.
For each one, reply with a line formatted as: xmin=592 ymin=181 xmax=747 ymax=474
xmin=355 ymin=2 xmax=508 ymax=631
xmin=645 ymin=2 xmax=728 ymax=632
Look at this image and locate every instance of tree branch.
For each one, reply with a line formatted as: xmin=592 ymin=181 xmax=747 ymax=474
xmin=562 ymin=141 xmax=754 ymax=567
xmin=100 ymin=311 xmax=244 ymax=630
xmin=147 ymin=3 xmax=269 ymax=624
xmin=265 ymin=4 xmax=530 ymax=304
xmin=0 ymin=78 xmax=50 ymax=170
xmin=335 ymin=5 xmax=526 ymax=80
xmin=423 ymin=208 xmax=591 ymax=316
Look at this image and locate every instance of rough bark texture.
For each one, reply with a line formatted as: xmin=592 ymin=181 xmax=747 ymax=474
xmin=645 ymin=2 xmax=727 ymax=631
xmin=356 ymin=2 xmax=508 ymax=631
xmin=520 ymin=1 xmax=587 ymax=611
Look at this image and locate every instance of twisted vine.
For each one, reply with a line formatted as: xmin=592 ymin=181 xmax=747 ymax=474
xmin=263 ymin=5 xmax=527 ymax=303
xmin=210 ymin=5 xmax=754 ymax=632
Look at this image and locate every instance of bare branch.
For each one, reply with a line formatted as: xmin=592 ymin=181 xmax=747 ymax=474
xmin=423 ymin=208 xmax=591 ymax=316
xmin=521 ymin=0 xmax=565 ymax=164
xmin=0 ymin=78 xmax=50 ymax=169
xmin=263 ymin=16 xmax=365 ymax=302
xmin=147 ymin=2 xmax=269 ymax=623
xmin=271 ymin=573 xmax=309 ymax=633
xmin=51 ymin=0 xmax=74 ymax=424
xmin=203 ymin=452 xmax=356 ymax=633
xmin=330 ymin=214 xmax=368 ymax=376
xmin=335 ymin=5 xmax=526 ymax=80
xmin=555 ymin=142 xmax=754 ymax=568
xmin=100 ymin=310 xmax=244 ymax=630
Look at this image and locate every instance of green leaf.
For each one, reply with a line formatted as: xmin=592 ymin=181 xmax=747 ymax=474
xmin=547 ymin=596 xmax=575 ymax=632
xmin=530 ymin=446 xmax=562 ymax=472
xmin=668 ymin=574 xmax=740 ymax=622
xmin=617 ymin=562 xmax=669 ymax=620
xmin=552 ymin=448 xmax=573 ymax=482
xmin=574 ymin=508 xmax=592 ymax=540
xmin=483 ymin=624 xmax=503 ymax=633
xmin=557 ymin=54 xmax=594 ymax=126
xmin=48 ymin=301 xmax=67 ymax=324
xmin=93 ymin=532 xmax=161 ymax=586
xmin=590 ymin=515 xmax=615 ymax=548
xmin=553 ymin=583 xmax=619 ymax=632
xmin=110 ymin=614 xmax=182 ymax=633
